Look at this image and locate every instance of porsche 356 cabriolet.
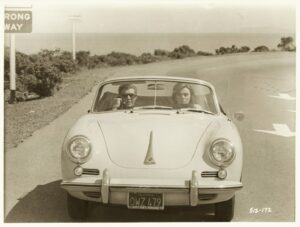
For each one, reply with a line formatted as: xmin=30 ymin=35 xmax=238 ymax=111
xmin=61 ymin=76 xmax=243 ymax=221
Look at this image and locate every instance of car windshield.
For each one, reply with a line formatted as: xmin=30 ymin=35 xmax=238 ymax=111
xmin=92 ymin=80 xmax=219 ymax=114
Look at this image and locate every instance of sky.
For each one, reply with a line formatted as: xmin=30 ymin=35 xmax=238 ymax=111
xmin=2 ymin=0 xmax=296 ymax=34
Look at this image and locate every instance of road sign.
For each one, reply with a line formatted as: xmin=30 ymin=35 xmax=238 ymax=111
xmin=5 ymin=8 xmax=32 ymax=103
xmin=5 ymin=10 xmax=32 ymax=33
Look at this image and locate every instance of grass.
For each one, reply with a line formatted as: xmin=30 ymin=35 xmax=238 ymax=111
xmin=4 ymin=68 xmax=106 ymax=149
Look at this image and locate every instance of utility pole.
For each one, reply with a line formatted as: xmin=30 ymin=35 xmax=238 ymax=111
xmin=68 ymin=15 xmax=81 ymax=61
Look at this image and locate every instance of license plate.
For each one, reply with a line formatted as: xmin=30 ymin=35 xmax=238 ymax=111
xmin=127 ymin=192 xmax=164 ymax=210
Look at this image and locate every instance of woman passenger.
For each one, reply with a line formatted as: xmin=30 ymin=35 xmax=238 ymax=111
xmin=172 ymin=83 xmax=196 ymax=108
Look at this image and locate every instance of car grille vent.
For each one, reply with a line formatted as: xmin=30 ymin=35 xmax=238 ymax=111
xmin=82 ymin=168 xmax=100 ymax=175
xmin=83 ymin=191 xmax=101 ymax=198
xmin=198 ymin=194 xmax=217 ymax=201
xmin=201 ymin=171 xmax=218 ymax=178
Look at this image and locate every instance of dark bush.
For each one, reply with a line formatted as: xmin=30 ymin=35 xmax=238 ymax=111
xmin=16 ymin=74 xmax=36 ymax=92
xmin=253 ymin=45 xmax=269 ymax=52
xmin=103 ymin=54 xmax=124 ymax=66
xmin=154 ymin=49 xmax=171 ymax=56
xmin=215 ymin=47 xmax=226 ymax=55
xmin=239 ymin=46 xmax=251 ymax=53
xmin=5 ymin=49 xmax=34 ymax=80
xmin=216 ymin=45 xmax=251 ymax=55
xmin=87 ymin=55 xmax=99 ymax=69
xmin=230 ymin=45 xmax=239 ymax=53
xmin=101 ymin=52 xmax=139 ymax=66
xmin=197 ymin=50 xmax=213 ymax=56
xmin=37 ymin=48 xmax=61 ymax=61
xmin=76 ymin=51 xmax=90 ymax=67
xmin=138 ymin=53 xmax=157 ymax=64
xmin=61 ymin=51 xmax=73 ymax=59
xmin=277 ymin=37 xmax=296 ymax=51
xmin=52 ymin=57 xmax=77 ymax=73
xmin=25 ymin=62 xmax=62 ymax=97
xmin=29 ymin=54 xmax=39 ymax=63
xmin=15 ymin=52 xmax=33 ymax=75
xmin=169 ymin=45 xmax=196 ymax=59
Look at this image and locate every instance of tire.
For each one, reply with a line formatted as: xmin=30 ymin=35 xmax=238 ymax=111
xmin=214 ymin=196 xmax=235 ymax=222
xmin=67 ymin=193 xmax=89 ymax=220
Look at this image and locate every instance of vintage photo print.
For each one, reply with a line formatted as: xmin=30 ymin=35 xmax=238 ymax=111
xmin=1 ymin=0 xmax=296 ymax=222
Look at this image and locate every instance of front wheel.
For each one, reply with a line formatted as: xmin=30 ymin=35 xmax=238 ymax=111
xmin=67 ymin=193 xmax=89 ymax=220
xmin=214 ymin=196 xmax=235 ymax=222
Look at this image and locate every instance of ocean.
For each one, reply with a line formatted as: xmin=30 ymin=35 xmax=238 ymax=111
xmin=4 ymin=33 xmax=295 ymax=55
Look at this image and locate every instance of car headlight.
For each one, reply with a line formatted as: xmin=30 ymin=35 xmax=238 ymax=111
xmin=209 ymin=138 xmax=235 ymax=167
xmin=67 ymin=135 xmax=91 ymax=163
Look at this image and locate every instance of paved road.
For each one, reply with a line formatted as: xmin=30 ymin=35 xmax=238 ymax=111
xmin=4 ymin=52 xmax=295 ymax=222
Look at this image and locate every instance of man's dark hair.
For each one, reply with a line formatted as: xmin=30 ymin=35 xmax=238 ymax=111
xmin=118 ymin=84 xmax=137 ymax=95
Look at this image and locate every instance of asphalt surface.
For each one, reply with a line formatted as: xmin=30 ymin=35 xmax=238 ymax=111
xmin=4 ymin=52 xmax=295 ymax=222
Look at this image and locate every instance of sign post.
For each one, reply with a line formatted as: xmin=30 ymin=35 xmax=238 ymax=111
xmin=5 ymin=8 xmax=32 ymax=103
xmin=9 ymin=34 xmax=16 ymax=103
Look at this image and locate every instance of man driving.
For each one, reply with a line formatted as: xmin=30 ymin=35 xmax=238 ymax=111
xmin=112 ymin=84 xmax=138 ymax=110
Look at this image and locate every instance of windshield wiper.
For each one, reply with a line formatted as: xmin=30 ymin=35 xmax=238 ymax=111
xmin=177 ymin=108 xmax=215 ymax=115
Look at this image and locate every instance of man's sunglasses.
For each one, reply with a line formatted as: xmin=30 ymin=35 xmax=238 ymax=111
xmin=121 ymin=93 xmax=137 ymax=98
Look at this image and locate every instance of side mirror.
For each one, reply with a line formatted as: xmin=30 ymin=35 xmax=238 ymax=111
xmin=233 ymin=112 xmax=245 ymax=121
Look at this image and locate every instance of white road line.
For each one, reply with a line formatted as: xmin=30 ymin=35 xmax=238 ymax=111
xmin=268 ymin=93 xmax=296 ymax=101
xmin=254 ymin=123 xmax=295 ymax=137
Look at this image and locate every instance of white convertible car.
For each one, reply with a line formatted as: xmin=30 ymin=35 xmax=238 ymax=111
xmin=61 ymin=76 xmax=243 ymax=221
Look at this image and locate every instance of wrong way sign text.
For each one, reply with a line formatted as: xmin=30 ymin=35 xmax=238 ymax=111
xmin=5 ymin=10 xmax=32 ymax=33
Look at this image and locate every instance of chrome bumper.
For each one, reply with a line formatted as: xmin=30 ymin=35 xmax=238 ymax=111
xmin=61 ymin=169 xmax=243 ymax=206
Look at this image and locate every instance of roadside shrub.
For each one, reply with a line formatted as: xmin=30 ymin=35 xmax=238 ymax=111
xmin=87 ymin=55 xmax=107 ymax=69
xmin=26 ymin=62 xmax=62 ymax=97
xmin=154 ymin=49 xmax=171 ymax=56
xmin=169 ymin=45 xmax=196 ymax=59
xmin=87 ymin=55 xmax=99 ymax=69
xmin=15 ymin=52 xmax=33 ymax=75
xmin=103 ymin=54 xmax=124 ymax=66
xmin=61 ymin=51 xmax=73 ymax=59
xmin=101 ymin=52 xmax=139 ymax=66
xmin=28 ymin=54 xmax=39 ymax=63
xmin=277 ymin=37 xmax=296 ymax=51
xmin=253 ymin=45 xmax=269 ymax=52
xmin=52 ymin=57 xmax=77 ymax=73
xmin=197 ymin=50 xmax=213 ymax=56
xmin=76 ymin=51 xmax=90 ymax=67
xmin=4 ymin=48 xmax=34 ymax=81
xmin=216 ymin=46 xmax=229 ymax=55
xmin=239 ymin=46 xmax=250 ymax=53
xmin=37 ymin=48 xmax=61 ymax=61
xmin=16 ymin=74 xmax=32 ymax=92
xmin=138 ymin=53 xmax=157 ymax=64
xmin=53 ymin=51 xmax=78 ymax=73
xmin=216 ymin=45 xmax=251 ymax=55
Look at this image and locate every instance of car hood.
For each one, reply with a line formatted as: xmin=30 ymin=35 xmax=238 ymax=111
xmin=96 ymin=112 xmax=214 ymax=169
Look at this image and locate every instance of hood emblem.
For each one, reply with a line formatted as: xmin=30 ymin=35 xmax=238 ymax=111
xmin=144 ymin=131 xmax=156 ymax=165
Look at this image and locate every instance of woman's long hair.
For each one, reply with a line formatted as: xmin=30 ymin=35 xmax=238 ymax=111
xmin=172 ymin=83 xmax=195 ymax=107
